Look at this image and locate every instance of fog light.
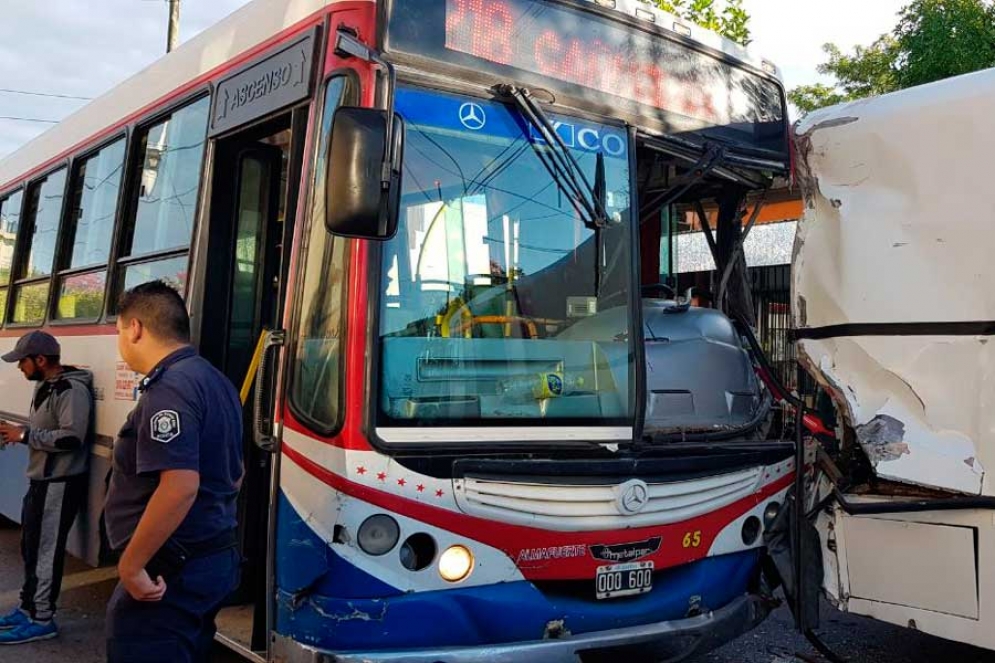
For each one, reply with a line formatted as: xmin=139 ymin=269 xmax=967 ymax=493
xmin=357 ymin=515 xmax=400 ymax=556
xmin=438 ymin=545 xmax=474 ymax=582
xmin=763 ymin=502 xmax=781 ymax=528
xmin=741 ymin=516 xmax=762 ymax=545
xmin=400 ymin=533 xmax=437 ymax=572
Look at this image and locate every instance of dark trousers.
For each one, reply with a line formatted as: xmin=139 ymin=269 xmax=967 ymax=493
xmin=106 ymin=546 xmax=240 ymax=663
xmin=20 ymin=475 xmax=87 ymax=622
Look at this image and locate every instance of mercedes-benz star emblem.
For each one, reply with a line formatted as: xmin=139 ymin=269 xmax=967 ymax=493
xmin=458 ymin=102 xmax=487 ymax=131
xmin=615 ymin=479 xmax=650 ymax=516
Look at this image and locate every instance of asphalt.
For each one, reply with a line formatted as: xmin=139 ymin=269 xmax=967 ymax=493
xmin=705 ymin=600 xmax=995 ymax=663
xmin=0 ymin=517 xmax=241 ymax=663
xmin=2 ymin=515 xmax=995 ymax=663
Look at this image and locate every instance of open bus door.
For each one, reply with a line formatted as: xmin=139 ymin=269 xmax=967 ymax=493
xmin=195 ymin=106 xmax=308 ymax=658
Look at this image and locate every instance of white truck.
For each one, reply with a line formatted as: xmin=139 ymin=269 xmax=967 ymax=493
xmin=793 ymin=65 xmax=995 ymax=648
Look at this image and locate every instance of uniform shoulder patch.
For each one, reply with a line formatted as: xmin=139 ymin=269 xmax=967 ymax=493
xmin=150 ymin=410 xmax=181 ymax=444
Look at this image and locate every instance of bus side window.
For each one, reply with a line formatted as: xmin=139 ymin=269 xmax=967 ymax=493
xmin=0 ymin=190 xmax=24 ymax=323
xmin=113 ymin=95 xmax=211 ymax=306
xmin=12 ymin=169 xmax=67 ymax=325
xmin=288 ymin=75 xmax=356 ymax=434
xmin=54 ymin=138 xmax=126 ymax=321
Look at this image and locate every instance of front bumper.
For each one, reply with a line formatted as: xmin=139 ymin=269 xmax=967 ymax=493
xmin=271 ymin=593 xmax=768 ymax=663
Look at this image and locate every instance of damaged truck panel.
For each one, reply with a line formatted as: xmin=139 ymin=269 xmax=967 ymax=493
xmin=790 ymin=67 xmax=995 ymax=652
xmin=793 ymin=69 xmax=995 ymax=496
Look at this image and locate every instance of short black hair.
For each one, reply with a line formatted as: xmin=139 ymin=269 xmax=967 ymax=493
xmin=39 ymin=354 xmax=61 ymax=365
xmin=117 ymin=280 xmax=190 ymax=343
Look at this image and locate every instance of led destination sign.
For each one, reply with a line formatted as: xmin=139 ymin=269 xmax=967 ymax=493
xmin=386 ymin=0 xmax=787 ymax=153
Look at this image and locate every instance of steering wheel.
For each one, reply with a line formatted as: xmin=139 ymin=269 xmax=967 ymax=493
xmin=641 ymin=283 xmax=677 ymax=299
xmin=452 ymin=315 xmax=543 ymax=339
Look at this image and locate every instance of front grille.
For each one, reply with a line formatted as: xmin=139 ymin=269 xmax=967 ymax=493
xmin=453 ymin=467 xmax=763 ymax=531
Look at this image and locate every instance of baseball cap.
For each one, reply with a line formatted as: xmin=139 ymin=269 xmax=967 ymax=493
xmin=1 ymin=331 xmax=61 ymax=363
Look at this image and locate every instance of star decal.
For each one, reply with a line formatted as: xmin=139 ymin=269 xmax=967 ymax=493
xmin=416 ymin=484 xmax=425 ymax=493
xmin=435 ymin=489 xmax=445 ymax=498
xmin=376 ymin=472 xmax=387 ymax=482
xmin=397 ymin=478 xmax=407 ymax=487
xmin=356 ymin=466 xmax=367 ymax=475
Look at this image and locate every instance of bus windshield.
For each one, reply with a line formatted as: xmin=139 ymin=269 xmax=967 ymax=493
xmin=377 ymin=87 xmax=634 ymax=428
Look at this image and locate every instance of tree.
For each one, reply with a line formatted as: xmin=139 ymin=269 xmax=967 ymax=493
xmin=790 ymin=0 xmax=995 ymax=114
xmin=895 ymin=0 xmax=995 ymax=88
xmin=640 ymin=0 xmax=752 ymax=46
xmin=789 ymin=37 xmax=900 ymax=113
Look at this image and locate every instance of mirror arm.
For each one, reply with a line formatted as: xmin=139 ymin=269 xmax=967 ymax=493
xmin=333 ymin=28 xmax=397 ymax=187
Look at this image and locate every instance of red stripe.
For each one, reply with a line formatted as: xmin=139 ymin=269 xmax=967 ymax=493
xmin=273 ymin=2 xmax=378 ymax=449
xmin=281 ymin=442 xmax=793 ymax=580
xmin=0 ymin=324 xmax=117 ymax=339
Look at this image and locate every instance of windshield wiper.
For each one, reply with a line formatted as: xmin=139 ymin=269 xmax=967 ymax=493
xmin=497 ymin=85 xmax=613 ymax=296
xmin=497 ymin=85 xmax=610 ymax=231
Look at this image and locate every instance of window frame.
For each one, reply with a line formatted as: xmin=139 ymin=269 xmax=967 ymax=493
xmin=106 ymin=90 xmax=212 ymax=318
xmin=9 ymin=163 xmax=70 ymax=328
xmin=285 ymin=71 xmax=359 ymax=437
xmin=0 ymin=86 xmax=213 ymax=329
xmin=368 ymin=85 xmax=639 ymax=435
xmin=0 ymin=187 xmax=25 ymax=326
xmin=49 ymin=131 xmax=129 ymax=325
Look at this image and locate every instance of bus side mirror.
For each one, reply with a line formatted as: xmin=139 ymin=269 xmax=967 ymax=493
xmin=325 ymin=107 xmax=404 ymax=240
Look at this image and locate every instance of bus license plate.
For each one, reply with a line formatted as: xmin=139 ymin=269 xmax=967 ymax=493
xmin=595 ymin=561 xmax=653 ymax=599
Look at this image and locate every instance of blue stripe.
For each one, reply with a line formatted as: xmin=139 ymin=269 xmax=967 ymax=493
xmin=397 ymin=87 xmax=629 ymax=159
xmin=275 ymin=492 xmax=759 ymax=651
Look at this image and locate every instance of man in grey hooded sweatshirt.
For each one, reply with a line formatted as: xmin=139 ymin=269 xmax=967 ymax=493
xmin=0 ymin=331 xmax=94 ymax=645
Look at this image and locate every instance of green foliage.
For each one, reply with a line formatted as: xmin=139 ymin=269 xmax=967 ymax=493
xmin=790 ymin=0 xmax=995 ymax=114
xmin=894 ymin=0 xmax=995 ymax=89
xmin=787 ymin=83 xmax=850 ymax=115
xmin=641 ymin=0 xmax=752 ymax=46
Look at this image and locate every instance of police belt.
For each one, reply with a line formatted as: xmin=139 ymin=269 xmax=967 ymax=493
xmin=178 ymin=529 xmax=239 ymax=558
xmin=142 ymin=529 xmax=238 ymax=579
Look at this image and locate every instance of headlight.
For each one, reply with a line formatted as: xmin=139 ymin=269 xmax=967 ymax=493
xmin=357 ymin=515 xmax=400 ymax=556
xmin=741 ymin=516 xmax=762 ymax=545
xmin=438 ymin=545 xmax=474 ymax=582
xmin=763 ymin=502 xmax=781 ymax=528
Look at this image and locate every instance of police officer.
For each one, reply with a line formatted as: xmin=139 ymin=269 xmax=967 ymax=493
xmin=104 ymin=281 xmax=243 ymax=663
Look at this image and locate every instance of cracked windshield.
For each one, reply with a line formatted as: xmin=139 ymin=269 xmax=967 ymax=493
xmin=378 ymin=87 xmax=635 ymax=425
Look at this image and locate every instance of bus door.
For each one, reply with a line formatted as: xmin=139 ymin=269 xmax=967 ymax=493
xmin=197 ymin=107 xmax=308 ymax=657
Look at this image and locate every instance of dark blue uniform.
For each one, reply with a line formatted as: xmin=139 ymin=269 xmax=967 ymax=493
xmin=105 ymin=346 xmax=243 ymax=663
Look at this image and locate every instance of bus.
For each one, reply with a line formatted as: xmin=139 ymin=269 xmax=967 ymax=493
xmin=0 ymin=0 xmax=795 ymax=660
xmin=793 ymin=66 xmax=995 ymax=651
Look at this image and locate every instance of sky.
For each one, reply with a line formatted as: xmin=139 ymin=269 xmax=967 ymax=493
xmin=0 ymin=0 xmax=908 ymax=159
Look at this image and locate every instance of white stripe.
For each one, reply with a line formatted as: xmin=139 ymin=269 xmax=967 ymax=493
xmin=280 ymin=459 xmax=524 ymax=591
xmin=34 ymin=482 xmax=66 ymax=619
xmin=282 ymin=429 xmax=459 ymax=511
xmin=376 ymin=426 xmax=633 ymax=444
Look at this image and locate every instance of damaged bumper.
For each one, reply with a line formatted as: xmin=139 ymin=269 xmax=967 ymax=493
xmin=272 ymin=593 xmax=768 ymax=663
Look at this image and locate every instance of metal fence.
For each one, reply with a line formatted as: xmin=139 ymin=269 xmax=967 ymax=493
xmin=749 ymin=264 xmax=817 ymax=398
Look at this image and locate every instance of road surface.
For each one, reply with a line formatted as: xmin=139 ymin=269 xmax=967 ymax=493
xmin=2 ymin=516 xmax=994 ymax=662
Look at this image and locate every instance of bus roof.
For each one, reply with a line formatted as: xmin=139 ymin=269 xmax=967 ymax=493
xmin=0 ymin=0 xmax=779 ymax=192
xmin=0 ymin=0 xmax=358 ymax=191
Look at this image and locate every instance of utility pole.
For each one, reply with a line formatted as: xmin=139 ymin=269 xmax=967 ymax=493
xmin=167 ymin=0 xmax=181 ymax=53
